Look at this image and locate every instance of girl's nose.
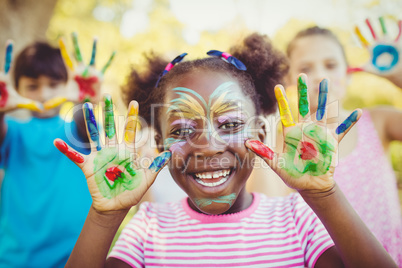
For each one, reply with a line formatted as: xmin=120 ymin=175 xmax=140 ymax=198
xmin=192 ymin=128 xmax=226 ymax=158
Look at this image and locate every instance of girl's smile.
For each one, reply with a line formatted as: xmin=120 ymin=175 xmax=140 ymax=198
xmin=160 ymin=70 xmax=260 ymax=215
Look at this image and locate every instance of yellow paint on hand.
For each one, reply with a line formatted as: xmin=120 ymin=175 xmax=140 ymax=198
xmin=354 ymin=26 xmax=370 ymax=47
xmin=124 ymin=104 xmax=138 ymax=143
xmin=58 ymin=38 xmax=74 ymax=70
xmin=43 ymin=97 xmax=68 ymax=110
xmin=17 ymin=102 xmax=43 ymax=112
xmin=275 ymin=85 xmax=295 ymax=127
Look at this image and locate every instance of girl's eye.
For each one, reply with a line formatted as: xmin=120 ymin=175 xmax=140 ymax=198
xmin=219 ymin=121 xmax=243 ymax=130
xmin=326 ymin=63 xmax=338 ymax=69
xmin=27 ymin=85 xmax=38 ymax=91
xmin=171 ymin=128 xmax=194 ymax=137
xmin=299 ymin=67 xmax=310 ymax=74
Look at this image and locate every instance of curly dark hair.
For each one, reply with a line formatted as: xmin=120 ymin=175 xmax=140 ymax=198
xmin=121 ymin=33 xmax=289 ymax=135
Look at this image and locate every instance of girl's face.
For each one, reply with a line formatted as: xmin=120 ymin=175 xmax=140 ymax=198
xmin=287 ymin=35 xmax=348 ymax=113
xmin=160 ymin=70 xmax=260 ymax=215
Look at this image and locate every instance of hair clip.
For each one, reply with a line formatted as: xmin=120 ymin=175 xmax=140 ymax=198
xmin=206 ymin=50 xmax=247 ymax=71
xmin=155 ymin=52 xmax=187 ymax=87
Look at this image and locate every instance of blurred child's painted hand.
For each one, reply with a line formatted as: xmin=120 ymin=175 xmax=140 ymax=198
xmin=0 ymin=41 xmax=42 ymax=112
xmin=44 ymin=33 xmax=116 ymax=110
xmin=246 ymin=74 xmax=362 ymax=193
xmin=54 ymin=95 xmax=170 ymax=212
xmin=350 ymin=17 xmax=402 ymax=88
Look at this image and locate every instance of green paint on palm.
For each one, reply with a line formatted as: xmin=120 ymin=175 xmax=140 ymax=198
xmin=72 ymin=32 xmax=83 ymax=62
xmin=194 ymin=193 xmax=236 ymax=208
xmin=93 ymin=148 xmax=142 ymax=199
xmin=298 ymin=76 xmax=309 ymax=117
xmin=283 ymin=124 xmax=335 ymax=178
xmin=104 ymin=96 xmax=115 ymax=138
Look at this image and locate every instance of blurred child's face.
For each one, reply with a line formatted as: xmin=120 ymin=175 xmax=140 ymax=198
xmin=160 ymin=70 xmax=259 ymax=215
xmin=287 ymin=35 xmax=348 ymax=113
xmin=18 ymin=75 xmax=66 ymax=118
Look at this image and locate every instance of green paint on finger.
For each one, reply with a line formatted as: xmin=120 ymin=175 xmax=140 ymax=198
xmin=298 ymin=76 xmax=309 ymax=117
xmin=104 ymin=96 xmax=115 ymax=138
xmin=72 ymin=32 xmax=83 ymax=62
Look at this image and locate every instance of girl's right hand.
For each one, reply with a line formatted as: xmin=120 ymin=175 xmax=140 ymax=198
xmin=0 ymin=41 xmax=42 ymax=113
xmin=54 ymin=95 xmax=171 ymax=212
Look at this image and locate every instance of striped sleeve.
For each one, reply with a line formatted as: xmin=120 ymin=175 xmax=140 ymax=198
xmin=108 ymin=202 xmax=152 ymax=267
xmin=290 ymin=194 xmax=335 ymax=267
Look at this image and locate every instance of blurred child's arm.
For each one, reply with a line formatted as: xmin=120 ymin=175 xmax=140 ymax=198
xmin=54 ymin=96 xmax=170 ymax=267
xmin=246 ymin=74 xmax=397 ymax=267
xmin=350 ymin=17 xmax=402 ymax=88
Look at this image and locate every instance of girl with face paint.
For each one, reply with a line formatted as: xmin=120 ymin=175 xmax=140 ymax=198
xmin=285 ymin=23 xmax=402 ymax=266
xmin=57 ymin=33 xmax=396 ymax=267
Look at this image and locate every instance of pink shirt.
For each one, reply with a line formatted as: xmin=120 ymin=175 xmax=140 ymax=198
xmin=334 ymin=111 xmax=402 ymax=266
xmin=109 ymin=193 xmax=334 ymax=267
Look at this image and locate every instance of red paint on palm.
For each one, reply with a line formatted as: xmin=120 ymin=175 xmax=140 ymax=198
xmin=55 ymin=140 xmax=84 ymax=163
xmin=300 ymin=141 xmax=317 ymax=160
xmin=105 ymin=167 xmax=123 ymax=182
xmin=247 ymin=140 xmax=275 ymax=160
xmin=0 ymin=81 xmax=9 ymax=107
xmin=74 ymin=75 xmax=98 ymax=101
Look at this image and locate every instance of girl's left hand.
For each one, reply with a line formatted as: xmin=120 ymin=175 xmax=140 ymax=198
xmin=43 ymin=33 xmax=116 ymax=110
xmin=349 ymin=17 xmax=402 ymax=88
xmin=246 ymin=74 xmax=362 ymax=193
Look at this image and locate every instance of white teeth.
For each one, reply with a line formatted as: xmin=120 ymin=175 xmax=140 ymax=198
xmin=194 ymin=169 xmax=231 ymax=180
xmin=195 ymin=177 xmax=228 ymax=187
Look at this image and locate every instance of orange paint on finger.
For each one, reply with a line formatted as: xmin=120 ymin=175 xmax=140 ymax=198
xmin=55 ymin=140 xmax=84 ymax=163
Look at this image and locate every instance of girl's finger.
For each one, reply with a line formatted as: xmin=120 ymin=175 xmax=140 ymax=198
xmin=335 ymin=109 xmax=362 ymax=142
xmin=43 ymin=96 xmax=68 ymax=110
xmin=395 ymin=20 xmax=401 ymax=42
xmin=15 ymin=97 xmax=43 ymax=112
xmin=379 ymin=17 xmax=387 ymax=36
xmin=89 ymin=37 xmax=97 ymax=66
xmin=83 ymin=102 xmax=102 ymax=152
xmin=101 ymin=51 xmax=116 ymax=74
xmin=124 ymin=101 xmax=138 ymax=145
xmin=365 ymin=18 xmax=378 ymax=40
xmin=4 ymin=41 xmax=13 ymax=74
xmin=54 ymin=138 xmax=86 ymax=167
xmin=245 ymin=139 xmax=277 ymax=171
xmin=72 ymin=32 xmax=83 ymax=63
xmin=355 ymin=26 xmax=370 ymax=47
xmin=274 ymin=85 xmax=295 ymax=128
xmin=297 ymin=74 xmax=310 ymax=123
xmin=58 ymin=38 xmax=74 ymax=71
xmin=316 ymin=79 xmax=328 ymax=123
xmin=103 ymin=94 xmax=117 ymax=146
xmin=143 ymin=151 xmax=172 ymax=190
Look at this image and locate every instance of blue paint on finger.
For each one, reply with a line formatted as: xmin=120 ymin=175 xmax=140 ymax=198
xmin=149 ymin=151 xmax=171 ymax=172
xmin=83 ymin=103 xmax=102 ymax=151
xmin=316 ymin=79 xmax=328 ymax=121
xmin=4 ymin=43 xmax=13 ymax=74
xmin=336 ymin=110 xmax=358 ymax=135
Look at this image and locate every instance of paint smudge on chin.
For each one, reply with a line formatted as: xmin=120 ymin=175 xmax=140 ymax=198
xmin=194 ymin=193 xmax=237 ymax=209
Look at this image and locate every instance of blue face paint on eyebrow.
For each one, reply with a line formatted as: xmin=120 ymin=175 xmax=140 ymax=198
xmin=372 ymin=44 xmax=399 ymax=72
xmin=316 ymin=79 xmax=328 ymax=121
xmin=335 ymin=110 xmax=358 ymax=135
xmin=83 ymin=103 xmax=102 ymax=151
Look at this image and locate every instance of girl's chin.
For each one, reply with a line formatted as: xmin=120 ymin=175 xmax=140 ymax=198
xmin=188 ymin=195 xmax=236 ymax=215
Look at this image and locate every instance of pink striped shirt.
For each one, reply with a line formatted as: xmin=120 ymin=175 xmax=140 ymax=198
xmin=109 ymin=193 xmax=334 ymax=267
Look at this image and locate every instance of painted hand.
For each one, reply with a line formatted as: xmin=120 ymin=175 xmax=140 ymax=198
xmin=246 ymin=74 xmax=362 ymax=192
xmin=54 ymin=95 xmax=171 ymax=212
xmin=349 ymin=17 xmax=402 ymax=87
xmin=44 ymin=33 xmax=116 ymax=109
xmin=0 ymin=41 xmax=42 ymax=112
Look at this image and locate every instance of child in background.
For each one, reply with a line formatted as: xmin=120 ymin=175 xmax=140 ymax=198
xmin=285 ymin=24 xmax=402 ymax=265
xmin=0 ymin=38 xmax=111 ymax=267
xmin=56 ymin=33 xmax=396 ymax=267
